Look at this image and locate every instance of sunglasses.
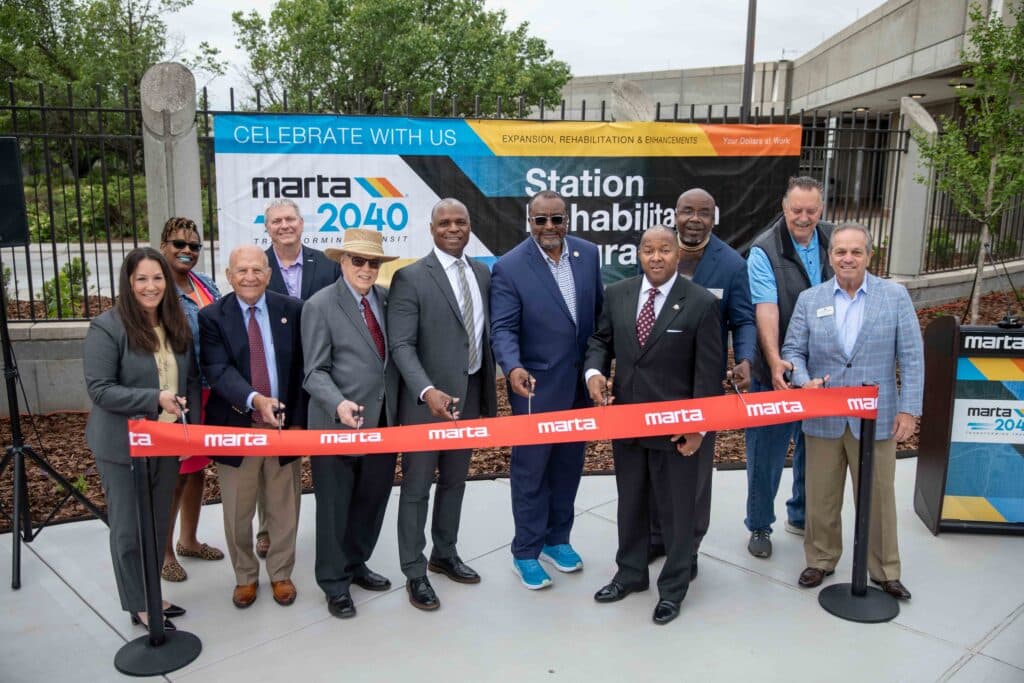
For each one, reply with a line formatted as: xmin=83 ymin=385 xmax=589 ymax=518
xmin=349 ymin=255 xmax=382 ymax=269
xmin=167 ymin=239 xmax=202 ymax=251
xmin=530 ymin=214 xmax=566 ymax=226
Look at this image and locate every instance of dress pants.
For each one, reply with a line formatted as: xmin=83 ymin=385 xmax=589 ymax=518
xmin=217 ymin=454 xmax=301 ymax=585
xmin=612 ymin=440 xmax=705 ymax=603
xmin=95 ymin=456 xmax=178 ymax=613
xmin=398 ymin=371 xmax=482 ymax=579
xmin=509 ymin=440 xmax=586 ymax=559
xmin=804 ymin=427 xmax=901 ymax=581
xmin=649 ymin=432 xmax=716 ymax=554
xmin=311 ymin=451 xmax=397 ymax=597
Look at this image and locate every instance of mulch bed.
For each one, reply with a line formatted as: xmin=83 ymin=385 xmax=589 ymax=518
xmin=0 ymin=290 xmax=1016 ymax=532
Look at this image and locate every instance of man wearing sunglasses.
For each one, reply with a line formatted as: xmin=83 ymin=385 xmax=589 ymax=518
xmin=491 ymin=190 xmax=604 ymax=590
xmin=257 ymin=198 xmax=341 ymax=560
xmin=301 ymin=229 xmax=400 ymax=619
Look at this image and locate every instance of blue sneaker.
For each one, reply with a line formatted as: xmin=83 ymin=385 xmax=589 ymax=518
xmin=512 ymin=559 xmax=552 ymax=590
xmin=540 ymin=544 xmax=583 ymax=573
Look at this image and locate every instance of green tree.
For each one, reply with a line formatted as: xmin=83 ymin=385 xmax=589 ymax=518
xmin=915 ymin=2 xmax=1024 ymax=323
xmin=232 ymin=0 xmax=571 ymax=115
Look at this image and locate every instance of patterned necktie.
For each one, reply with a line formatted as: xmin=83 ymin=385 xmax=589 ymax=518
xmin=636 ymin=287 xmax=658 ymax=347
xmin=248 ymin=306 xmax=271 ymax=423
xmin=454 ymin=260 xmax=478 ymax=369
xmin=361 ymin=296 xmax=386 ymax=359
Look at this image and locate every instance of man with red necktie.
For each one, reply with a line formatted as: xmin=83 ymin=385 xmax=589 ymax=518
xmin=301 ymin=229 xmax=401 ymax=619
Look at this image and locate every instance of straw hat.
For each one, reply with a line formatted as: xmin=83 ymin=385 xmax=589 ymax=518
xmin=324 ymin=228 xmax=398 ymax=263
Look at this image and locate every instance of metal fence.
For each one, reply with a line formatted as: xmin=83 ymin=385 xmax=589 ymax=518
xmin=0 ymin=83 xmax=955 ymax=320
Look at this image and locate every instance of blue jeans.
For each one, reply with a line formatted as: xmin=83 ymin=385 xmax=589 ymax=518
xmin=744 ymin=378 xmax=806 ymax=532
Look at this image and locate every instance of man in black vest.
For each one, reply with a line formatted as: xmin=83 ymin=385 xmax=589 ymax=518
xmin=743 ymin=177 xmax=833 ymax=559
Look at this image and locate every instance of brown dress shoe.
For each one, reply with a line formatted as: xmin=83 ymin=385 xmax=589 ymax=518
xmin=232 ymin=582 xmax=258 ymax=608
xmin=256 ymin=533 xmax=270 ymax=559
xmin=872 ymin=578 xmax=912 ymax=600
xmin=272 ymin=579 xmax=297 ymax=606
xmin=798 ymin=567 xmax=834 ymax=588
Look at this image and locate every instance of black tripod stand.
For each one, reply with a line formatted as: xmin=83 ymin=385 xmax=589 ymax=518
xmin=0 ymin=252 xmax=107 ymax=589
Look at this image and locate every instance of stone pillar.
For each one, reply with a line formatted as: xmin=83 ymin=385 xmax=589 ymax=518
xmin=888 ymin=96 xmax=938 ymax=278
xmin=140 ymin=62 xmax=203 ymax=248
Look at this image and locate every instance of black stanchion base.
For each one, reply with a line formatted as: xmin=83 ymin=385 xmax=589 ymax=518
xmin=114 ymin=630 xmax=202 ymax=677
xmin=819 ymin=583 xmax=899 ymax=623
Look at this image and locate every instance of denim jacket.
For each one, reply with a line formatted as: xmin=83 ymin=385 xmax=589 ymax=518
xmin=176 ymin=271 xmax=221 ymax=386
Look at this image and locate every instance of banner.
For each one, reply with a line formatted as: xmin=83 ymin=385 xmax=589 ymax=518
xmin=213 ymin=115 xmax=801 ymax=282
xmin=129 ymin=386 xmax=878 ymax=458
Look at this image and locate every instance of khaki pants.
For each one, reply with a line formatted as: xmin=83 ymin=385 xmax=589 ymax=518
xmin=804 ymin=427 xmax=901 ymax=582
xmin=218 ymin=456 xmax=301 ymax=585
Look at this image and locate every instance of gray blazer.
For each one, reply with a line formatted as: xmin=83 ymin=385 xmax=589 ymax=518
xmin=84 ymin=310 xmax=201 ymax=464
xmin=387 ymin=250 xmax=497 ymax=425
xmin=302 ymin=279 xmax=399 ymax=430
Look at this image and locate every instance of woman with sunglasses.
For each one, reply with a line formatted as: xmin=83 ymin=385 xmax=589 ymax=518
xmin=84 ymin=247 xmax=197 ymax=630
xmin=158 ymin=217 xmax=225 ymax=582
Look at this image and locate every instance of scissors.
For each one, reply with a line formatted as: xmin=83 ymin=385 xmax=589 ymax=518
xmin=272 ymin=402 xmax=286 ymax=434
xmin=728 ymin=374 xmax=749 ymax=408
xmin=354 ymin=405 xmax=365 ymax=432
xmin=526 ymin=373 xmax=536 ymax=415
xmin=175 ymin=397 xmax=190 ymax=442
xmin=447 ymin=399 xmax=459 ymax=428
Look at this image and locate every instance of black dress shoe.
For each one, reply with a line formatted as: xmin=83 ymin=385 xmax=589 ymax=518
xmin=594 ymin=579 xmax=649 ymax=603
xmin=407 ymin=577 xmax=440 ymax=611
xmin=871 ymin=578 xmax=912 ymax=600
xmin=647 ymin=543 xmax=666 ymax=563
xmin=130 ymin=613 xmax=176 ymax=631
xmin=428 ymin=556 xmax=480 ymax=584
xmin=652 ymin=599 xmax=681 ymax=625
xmin=352 ymin=570 xmax=392 ymax=592
xmin=163 ymin=603 xmax=186 ymax=618
xmin=327 ymin=593 xmax=356 ymax=619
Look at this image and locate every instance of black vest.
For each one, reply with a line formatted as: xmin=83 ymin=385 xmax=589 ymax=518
xmin=750 ymin=215 xmax=834 ymax=385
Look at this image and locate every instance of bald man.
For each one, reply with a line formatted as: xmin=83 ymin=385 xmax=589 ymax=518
xmin=200 ymin=245 xmax=307 ymax=609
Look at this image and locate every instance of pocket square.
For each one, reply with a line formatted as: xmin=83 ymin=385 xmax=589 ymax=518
xmin=665 ymin=329 xmax=684 ymax=334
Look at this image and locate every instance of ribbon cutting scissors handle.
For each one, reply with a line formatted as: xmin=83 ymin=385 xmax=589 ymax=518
xmin=175 ymin=397 xmax=189 ymax=442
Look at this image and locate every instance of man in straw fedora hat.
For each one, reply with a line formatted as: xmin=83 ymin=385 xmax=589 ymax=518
xmin=302 ymin=228 xmax=400 ymax=619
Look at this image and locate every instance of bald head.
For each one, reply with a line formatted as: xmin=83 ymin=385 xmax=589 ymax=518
xmin=226 ymin=245 xmax=271 ymax=305
xmin=675 ymin=188 xmax=716 ymax=248
xmin=430 ymin=198 xmax=469 ymax=224
xmin=430 ymin=197 xmax=472 ymax=258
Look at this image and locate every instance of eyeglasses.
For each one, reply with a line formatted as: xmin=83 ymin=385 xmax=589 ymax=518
xmin=530 ymin=214 xmax=566 ymax=226
xmin=167 ymin=239 xmax=202 ymax=251
xmin=349 ymin=255 xmax=382 ymax=269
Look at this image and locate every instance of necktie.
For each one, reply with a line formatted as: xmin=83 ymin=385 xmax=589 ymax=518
xmin=455 ymin=260 xmax=478 ymax=370
xmin=248 ymin=306 xmax=271 ymax=423
xmin=636 ymin=287 xmax=658 ymax=347
xmin=361 ymin=296 xmax=386 ymax=359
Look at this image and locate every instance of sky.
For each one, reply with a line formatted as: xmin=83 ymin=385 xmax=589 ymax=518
xmin=163 ymin=0 xmax=889 ymax=105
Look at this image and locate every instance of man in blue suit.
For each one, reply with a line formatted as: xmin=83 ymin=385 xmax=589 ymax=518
xmin=782 ymin=223 xmax=922 ymax=600
xmin=490 ymin=190 xmax=604 ymax=590
xmin=649 ymin=188 xmax=756 ymax=575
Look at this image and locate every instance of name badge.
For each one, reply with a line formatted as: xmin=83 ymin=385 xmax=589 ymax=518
xmin=816 ymin=306 xmax=835 ymax=318
xmin=708 ymin=288 xmax=724 ymax=300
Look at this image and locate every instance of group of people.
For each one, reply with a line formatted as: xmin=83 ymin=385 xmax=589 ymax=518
xmin=84 ymin=176 xmax=923 ymax=631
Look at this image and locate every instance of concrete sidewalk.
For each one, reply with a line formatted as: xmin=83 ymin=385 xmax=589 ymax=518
xmin=2 ymin=460 xmax=1022 ymax=682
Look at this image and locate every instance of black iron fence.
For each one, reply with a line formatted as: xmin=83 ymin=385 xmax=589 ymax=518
xmin=2 ymin=82 xmax=999 ymax=320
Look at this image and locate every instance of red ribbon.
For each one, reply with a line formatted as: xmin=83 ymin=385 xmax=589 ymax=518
xmin=128 ymin=386 xmax=878 ymax=458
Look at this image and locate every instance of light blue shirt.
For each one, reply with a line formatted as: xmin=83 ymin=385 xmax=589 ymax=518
xmin=272 ymin=249 xmax=303 ymax=299
xmin=832 ymin=276 xmax=868 ymax=357
xmin=748 ymin=230 xmax=821 ymax=304
xmin=238 ymin=294 xmax=279 ymax=410
xmin=343 ymin=278 xmax=383 ymax=327
xmin=532 ymin=237 xmax=577 ymax=325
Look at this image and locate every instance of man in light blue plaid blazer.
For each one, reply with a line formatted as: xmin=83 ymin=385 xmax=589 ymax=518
xmin=781 ymin=223 xmax=923 ymax=600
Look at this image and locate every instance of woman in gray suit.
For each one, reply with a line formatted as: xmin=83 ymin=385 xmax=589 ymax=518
xmin=84 ymin=247 xmax=200 ymax=630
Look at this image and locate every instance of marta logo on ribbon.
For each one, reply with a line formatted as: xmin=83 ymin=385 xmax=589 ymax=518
xmin=320 ymin=431 xmax=383 ymax=444
xmin=847 ymin=397 xmax=877 ymax=411
xmin=537 ymin=417 xmax=598 ymax=434
xmin=129 ymin=432 xmax=152 ymax=446
xmin=645 ymin=408 xmax=704 ymax=425
xmin=746 ymin=400 xmax=804 ymax=417
xmin=428 ymin=426 xmax=490 ymax=440
xmin=204 ymin=433 xmax=268 ymax=447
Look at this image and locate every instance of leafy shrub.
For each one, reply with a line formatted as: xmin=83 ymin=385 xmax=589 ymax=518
xmin=42 ymin=257 xmax=90 ymax=318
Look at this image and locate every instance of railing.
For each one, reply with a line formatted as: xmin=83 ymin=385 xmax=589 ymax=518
xmin=2 ymin=84 xmax=919 ymax=319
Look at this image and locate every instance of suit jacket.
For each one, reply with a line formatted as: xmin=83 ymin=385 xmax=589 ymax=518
xmin=781 ymin=273 xmax=924 ymax=441
xmin=490 ymin=235 xmax=603 ymax=413
xmin=199 ymin=291 xmax=307 ymax=466
xmin=266 ymin=245 xmax=340 ymax=300
xmin=84 ymin=310 xmax=201 ymax=465
xmin=388 ymin=250 xmax=498 ymax=425
xmin=691 ymin=233 xmax=756 ymax=376
xmin=301 ymin=279 xmax=399 ymax=432
xmin=585 ymin=275 xmax=722 ymax=451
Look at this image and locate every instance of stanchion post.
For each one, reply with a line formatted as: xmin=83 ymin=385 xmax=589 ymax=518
xmin=114 ymin=456 xmax=202 ymax=676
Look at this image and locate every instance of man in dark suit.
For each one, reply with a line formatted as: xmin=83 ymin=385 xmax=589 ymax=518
xmin=585 ymin=225 xmax=722 ymax=625
xmin=301 ymin=229 xmax=401 ymax=619
xmin=387 ymin=198 xmax=497 ymax=611
xmin=490 ymin=190 xmax=603 ymax=590
xmin=648 ymin=188 xmax=756 ymax=574
xmin=257 ymin=197 xmax=339 ymax=558
xmin=199 ymin=245 xmax=306 ymax=609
